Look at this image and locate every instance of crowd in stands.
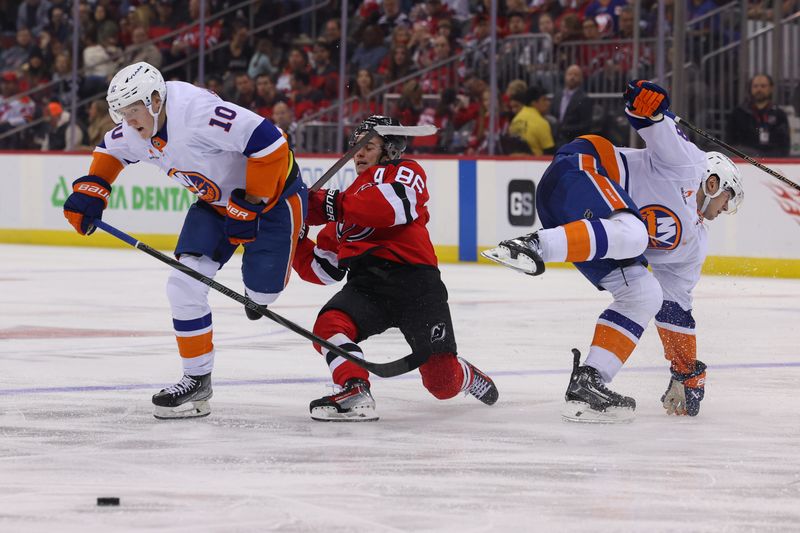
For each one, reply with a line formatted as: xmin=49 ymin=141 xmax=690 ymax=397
xmin=0 ymin=0 xmax=797 ymax=155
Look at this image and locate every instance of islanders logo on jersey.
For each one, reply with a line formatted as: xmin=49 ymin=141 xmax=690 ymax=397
xmin=167 ymin=169 xmax=222 ymax=203
xmin=640 ymin=204 xmax=682 ymax=250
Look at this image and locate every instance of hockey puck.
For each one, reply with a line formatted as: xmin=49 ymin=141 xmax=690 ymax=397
xmin=97 ymin=497 xmax=120 ymax=506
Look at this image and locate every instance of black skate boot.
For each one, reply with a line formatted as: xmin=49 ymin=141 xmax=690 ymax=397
xmin=309 ymin=378 xmax=379 ymax=422
xmin=562 ymin=349 xmax=635 ymax=423
xmin=308 ymin=378 xmax=379 ymax=422
xmin=460 ymin=357 xmax=499 ymax=405
xmin=152 ymin=373 xmax=213 ymax=420
xmin=244 ymin=290 xmax=263 ymax=320
xmin=481 ymin=232 xmax=545 ymax=276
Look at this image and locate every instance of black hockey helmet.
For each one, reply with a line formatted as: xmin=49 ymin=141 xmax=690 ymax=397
xmin=349 ymin=115 xmax=408 ymax=161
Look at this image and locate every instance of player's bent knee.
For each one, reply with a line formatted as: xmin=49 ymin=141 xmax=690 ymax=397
xmin=606 ymin=211 xmax=649 ymax=258
xmin=419 ymin=353 xmax=463 ymax=400
xmin=166 ymin=255 xmax=219 ymax=311
xmin=312 ymin=310 xmax=358 ymax=354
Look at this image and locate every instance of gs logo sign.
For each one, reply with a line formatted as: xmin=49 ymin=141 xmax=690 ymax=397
xmin=640 ymin=204 xmax=682 ymax=250
xmin=508 ymin=179 xmax=536 ymax=226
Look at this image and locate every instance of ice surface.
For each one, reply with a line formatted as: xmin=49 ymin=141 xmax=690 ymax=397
xmin=1 ymin=244 xmax=799 ymax=532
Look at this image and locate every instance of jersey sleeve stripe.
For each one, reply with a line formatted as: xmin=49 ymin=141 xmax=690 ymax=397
xmin=243 ymin=120 xmax=286 ymax=157
xmin=88 ymin=151 xmax=125 ymax=183
xmin=312 ymin=247 xmax=346 ymax=283
xmin=378 ymin=182 xmax=417 ymax=226
xmin=578 ymin=134 xmax=622 ymax=184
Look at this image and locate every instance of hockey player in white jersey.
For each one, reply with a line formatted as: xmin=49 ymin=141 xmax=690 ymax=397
xmin=483 ymin=80 xmax=743 ymax=421
xmin=62 ymin=62 xmax=307 ymax=419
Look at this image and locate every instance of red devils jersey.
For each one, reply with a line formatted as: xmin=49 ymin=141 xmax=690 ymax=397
xmin=293 ymin=159 xmax=437 ymax=285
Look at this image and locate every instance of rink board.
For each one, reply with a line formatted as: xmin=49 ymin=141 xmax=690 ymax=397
xmin=0 ymin=152 xmax=799 ymax=277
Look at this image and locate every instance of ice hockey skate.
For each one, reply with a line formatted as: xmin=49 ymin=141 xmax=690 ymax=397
xmin=562 ymin=349 xmax=635 ymax=423
xmin=460 ymin=357 xmax=499 ymax=405
xmin=481 ymin=232 xmax=545 ymax=276
xmin=310 ymin=378 xmax=379 ymax=422
xmin=152 ymin=373 xmax=212 ymax=420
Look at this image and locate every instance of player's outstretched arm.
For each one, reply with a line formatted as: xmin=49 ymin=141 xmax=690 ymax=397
xmin=623 ymin=80 xmax=705 ymax=169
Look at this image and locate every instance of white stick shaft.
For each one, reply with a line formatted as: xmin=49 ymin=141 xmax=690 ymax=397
xmin=374 ymin=124 xmax=437 ymax=137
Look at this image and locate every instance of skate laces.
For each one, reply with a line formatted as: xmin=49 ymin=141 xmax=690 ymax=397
xmin=468 ymin=372 xmax=492 ymax=399
xmin=164 ymin=375 xmax=197 ymax=396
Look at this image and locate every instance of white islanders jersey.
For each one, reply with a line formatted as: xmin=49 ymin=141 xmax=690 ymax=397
xmin=92 ymin=81 xmax=292 ymax=212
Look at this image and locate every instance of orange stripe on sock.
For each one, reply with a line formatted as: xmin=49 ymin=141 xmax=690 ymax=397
xmin=578 ymin=135 xmax=620 ymax=184
xmin=563 ymin=220 xmax=591 ymax=262
xmin=581 ymin=154 xmax=626 ymax=211
xmin=176 ymin=331 xmax=214 ymax=359
xmin=657 ymin=326 xmax=696 ymax=374
xmin=592 ymin=324 xmax=637 ymax=363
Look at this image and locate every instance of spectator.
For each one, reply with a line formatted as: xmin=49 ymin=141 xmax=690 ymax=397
xmin=290 ymin=69 xmax=324 ymax=120
xmin=310 ymin=38 xmax=338 ymax=99
xmin=50 ymin=51 xmax=79 ymax=105
xmin=21 ymin=48 xmax=50 ymax=96
xmin=348 ymin=68 xmax=379 ymax=123
xmin=727 ymin=73 xmax=791 ymax=157
xmin=552 ymin=64 xmax=594 ymax=147
xmin=83 ymin=31 xmax=123 ymax=81
xmin=1 ymin=28 xmax=35 ymax=72
xmin=76 ymin=98 xmax=116 ymax=150
xmin=382 ymin=44 xmax=416 ymax=83
xmin=349 ymin=25 xmax=389 ymax=75
xmin=271 ymin=101 xmax=296 ymax=149
xmin=232 ymin=72 xmax=257 ymax=110
xmin=170 ymin=0 xmax=222 ymax=65
xmin=37 ymin=100 xmax=83 ymax=151
xmin=506 ymin=86 xmax=555 ymax=156
xmin=253 ymin=73 xmax=285 ymax=119
xmin=0 ymin=71 xmax=36 ymax=149
xmin=17 ymin=0 xmax=50 ymax=36
xmin=420 ymin=35 xmax=463 ymax=93
xmin=213 ymin=21 xmax=253 ymax=79
xmin=375 ymin=0 xmax=411 ymax=36
xmin=93 ymin=4 xmax=119 ymax=48
xmin=44 ymin=4 xmax=71 ymax=44
xmin=123 ymin=26 xmax=163 ymax=68
xmin=395 ymin=79 xmax=424 ymax=126
xmin=248 ymin=37 xmax=278 ymax=80
xmin=584 ymin=0 xmax=626 ymax=34
xmin=276 ymin=47 xmax=309 ymax=93
xmin=149 ymin=0 xmax=181 ymax=58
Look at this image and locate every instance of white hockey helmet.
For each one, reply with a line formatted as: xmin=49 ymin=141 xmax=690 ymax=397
xmin=106 ymin=62 xmax=166 ymax=136
xmin=702 ymin=151 xmax=744 ymax=215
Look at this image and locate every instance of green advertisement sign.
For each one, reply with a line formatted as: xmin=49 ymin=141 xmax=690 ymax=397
xmin=51 ymin=176 xmax=195 ymax=212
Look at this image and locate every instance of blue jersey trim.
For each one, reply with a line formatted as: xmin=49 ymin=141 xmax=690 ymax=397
xmin=244 ymin=119 xmax=283 ymax=157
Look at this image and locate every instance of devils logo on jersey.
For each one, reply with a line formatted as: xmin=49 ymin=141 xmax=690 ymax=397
xmin=640 ymin=204 xmax=682 ymax=250
xmin=168 ymin=169 xmax=222 ymax=203
xmin=336 ymin=222 xmax=375 ymax=242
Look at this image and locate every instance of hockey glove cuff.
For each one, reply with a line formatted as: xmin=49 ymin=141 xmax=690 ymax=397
xmin=63 ymin=175 xmax=112 ymax=235
xmin=225 ymin=188 xmax=266 ymax=245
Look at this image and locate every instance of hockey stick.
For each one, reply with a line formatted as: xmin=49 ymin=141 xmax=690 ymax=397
xmin=674 ymin=115 xmax=800 ymax=191
xmin=309 ymin=124 xmax=438 ymax=192
xmin=93 ymin=220 xmax=428 ymax=378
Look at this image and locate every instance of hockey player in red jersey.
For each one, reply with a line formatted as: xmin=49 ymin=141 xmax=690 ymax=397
xmin=293 ymin=115 xmax=498 ymax=421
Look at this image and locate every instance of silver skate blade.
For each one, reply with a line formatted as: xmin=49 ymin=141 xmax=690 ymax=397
xmin=480 ymin=246 xmax=540 ymax=275
xmin=153 ymin=400 xmax=211 ymax=420
xmin=561 ymin=401 xmax=635 ymax=424
xmin=310 ymin=406 xmax=379 ymax=422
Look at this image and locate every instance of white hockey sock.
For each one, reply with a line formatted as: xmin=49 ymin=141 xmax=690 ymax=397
xmin=537 ymin=211 xmax=648 ymax=263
